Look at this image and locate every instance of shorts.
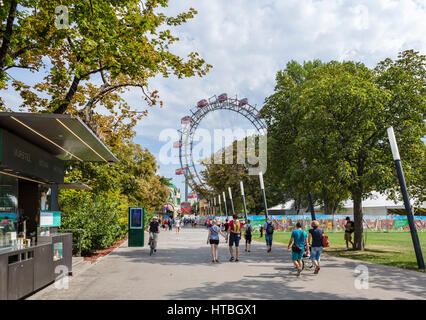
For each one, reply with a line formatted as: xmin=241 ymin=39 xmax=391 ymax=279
xmin=229 ymin=233 xmax=240 ymax=247
xmin=209 ymin=239 xmax=219 ymax=245
xmin=265 ymin=233 xmax=273 ymax=246
xmin=245 ymin=235 xmax=252 ymax=243
xmin=344 ymin=232 xmax=352 ymax=241
xmin=292 ymin=249 xmax=304 ymax=261
xmin=310 ymin=246 xmax=322 ymax=261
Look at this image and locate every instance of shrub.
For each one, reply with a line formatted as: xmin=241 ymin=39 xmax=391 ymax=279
xmin=59 ymin=190 xmax=128 ymax=255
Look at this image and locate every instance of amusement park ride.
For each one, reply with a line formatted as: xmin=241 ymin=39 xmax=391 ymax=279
xmin=174 ymin=93 xmax=267 ymax=207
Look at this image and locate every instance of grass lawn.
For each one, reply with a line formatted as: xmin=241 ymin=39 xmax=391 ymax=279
xmin=253 ymin=231 xmax=426 ymax=272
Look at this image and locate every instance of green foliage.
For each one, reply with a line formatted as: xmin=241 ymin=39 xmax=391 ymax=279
xmin=59 ymin=190 xmax=128 ymax=255
xmin=261 ymin=50 xmax=426 ymax=250
xmin=200 ymin=138 xmax=264 ymax=215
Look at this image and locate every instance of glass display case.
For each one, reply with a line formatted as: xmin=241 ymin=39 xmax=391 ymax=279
xmin=0 ymin=174 xmax=18 ymax=249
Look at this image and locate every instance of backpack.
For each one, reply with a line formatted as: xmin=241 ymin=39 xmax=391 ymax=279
xmin=231 ymin=220 xmax=240 ymax=233
xmin=245 ymin=224 xmax=252 ymax=236
xmin=266 ymin=222 xmax=274 ymax=235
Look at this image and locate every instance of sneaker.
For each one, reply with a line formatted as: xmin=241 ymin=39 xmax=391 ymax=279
xmin=245 ymin=249 xmax=247 ymax=252
xmin=215 ymin=259 xmax=219 ymax=263
xmin=229 ymin=257 xmax=234 ymax=262
xmin=248 ymin=250 xmax=251 ymax=252
xmin=314 ymin=267 xmax=319 ymax=274
xmin=345 ymin=247 xmax=349 ymax=251
xmin=235 ymin=259 xmax=239 ymax=262
xmin=154 ymin=249 xmax=157 ymax=252
xmin=296 ymin=269 xmax=302 ymax=277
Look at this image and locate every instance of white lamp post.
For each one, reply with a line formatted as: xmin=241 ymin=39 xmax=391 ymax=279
xmin=240 ymin=181 xmax=248 ymax=223
xmin=228 ymin=187 xmax=235 ymax=216
xmin=259 ymin=171 xmax=269 ymax=220
xmin=387 ymin=126 xmax=424 ymax=269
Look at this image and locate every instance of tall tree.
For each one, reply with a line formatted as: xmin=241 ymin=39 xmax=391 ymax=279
xmin=1 ymin=0 xmax=211 ymax=138
xmin=294 ymin=52 xmax=425 ymax=250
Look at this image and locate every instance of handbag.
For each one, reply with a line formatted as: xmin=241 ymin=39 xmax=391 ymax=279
xmin=291 ymin=243 xmax=302 ymax=253
xmin=322 ymin=234 xmax=330 ymax=247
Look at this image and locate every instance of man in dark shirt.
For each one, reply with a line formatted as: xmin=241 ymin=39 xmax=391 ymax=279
xmin=224 ymin=219 xmax=229 ymax=238
xmin=149 ymin=216 xmax=160 ymax=252
xmin=344 ymin=217 xmax=355 ymax=250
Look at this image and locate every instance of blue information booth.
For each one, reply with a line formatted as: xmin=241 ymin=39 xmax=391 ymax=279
xmin=128 ymin=207 xmax=145 ymax=247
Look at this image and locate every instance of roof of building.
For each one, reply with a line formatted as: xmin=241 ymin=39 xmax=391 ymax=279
xmin=0 ymin=112 xmax=118 ymax=162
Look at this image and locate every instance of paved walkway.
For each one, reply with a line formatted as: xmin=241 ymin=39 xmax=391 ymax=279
xmin=28 ymin=227 xmax=426 ymax=300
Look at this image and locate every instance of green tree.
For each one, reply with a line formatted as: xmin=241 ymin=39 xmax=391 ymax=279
xmin=262 ymin=51 xmax=425 ymax=251
xmin=1 ymin=0 xmax=211 ymax=136
xmin=262 ymin=60 xmax=348 ymax=214
xmin=200 ymin=138 xmax=264 ymax=215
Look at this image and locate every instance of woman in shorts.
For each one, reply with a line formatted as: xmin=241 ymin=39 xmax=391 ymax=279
xmin=207 ymin=220 xmax=226 ymax=263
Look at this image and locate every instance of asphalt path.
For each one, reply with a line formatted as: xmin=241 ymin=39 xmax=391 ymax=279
xmin=28 ymin=226 xmax=426 ymax=300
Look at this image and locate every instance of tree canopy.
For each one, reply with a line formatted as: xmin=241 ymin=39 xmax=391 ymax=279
xmin=261 ymin=50 xmax=425 ymax=250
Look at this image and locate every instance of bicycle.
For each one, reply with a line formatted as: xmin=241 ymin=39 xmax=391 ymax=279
xmin=149 ymin=232 xmax=157 ymax=256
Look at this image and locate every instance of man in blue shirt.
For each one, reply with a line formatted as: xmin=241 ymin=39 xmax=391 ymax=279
xmin=288 ymin=222 xmax=308 ymax=276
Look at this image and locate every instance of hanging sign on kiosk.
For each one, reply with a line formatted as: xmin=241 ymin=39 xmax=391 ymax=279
xmin=40 ymin=211 xmax=61 ymax=227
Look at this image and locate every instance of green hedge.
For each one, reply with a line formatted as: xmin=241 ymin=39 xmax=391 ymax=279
xmin=59 ymin=190 xmax=128 ymax=255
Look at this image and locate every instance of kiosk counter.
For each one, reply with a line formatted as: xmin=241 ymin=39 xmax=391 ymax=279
xmin=0 ymin=112 xmax=117 ymax=300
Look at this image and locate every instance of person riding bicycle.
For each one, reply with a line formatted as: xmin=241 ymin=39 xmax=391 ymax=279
xmin=149 ymin=216 xmax=161 ymax=252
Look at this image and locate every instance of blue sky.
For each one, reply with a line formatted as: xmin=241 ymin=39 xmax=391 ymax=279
xmin=2 ymin=0 xmax=426 ymax=197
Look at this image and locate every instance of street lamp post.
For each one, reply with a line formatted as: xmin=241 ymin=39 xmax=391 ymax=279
xmin=240 ymin=181 xmax=248 ymax=223
xmin=259 ymin=171 xmax=269 ymax=220
xmin=214 ymin=197 xmax=217 ymax=217
xmin=218 ymin=195 xmax=222 ymax=216
xmin=387 ymin=126 xmax=425 ymax=270
xmin=223 ymin=191 xmax=228 ymax=219
xmin=228 ymin=187 xmax=235 ymax=216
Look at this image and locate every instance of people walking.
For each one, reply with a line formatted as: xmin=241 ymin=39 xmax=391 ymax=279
xmin=168 ymin=218 xmax=172 ymax=231
xmin=259 ymin=225 xmax=263 ymax=238
xmin=163 ymin=218 xmax=168 ymax=231
xmin=288 ymin=222 xmax=308 ymax=276
xmin=227 ymin=215 xmax=241 ymax=262
xmin=344 ymin=216 xmax=355 ymax=250
xmin=175 ymin=216 xmax=181 ymax=233
xmin=244 ymin=219 xmax=253 ymax=252
xmin=264 ymin=218 xmax=275 ymax=252
xmin=224 ymin=219 xmax=229 ymax=238
xmin=207 ymin=220 xmax=226 ymax=263
xmin=148 ymin=216 xmax=161 ymax=253
xmin=308 ymin=220 xmax=323 ymax=274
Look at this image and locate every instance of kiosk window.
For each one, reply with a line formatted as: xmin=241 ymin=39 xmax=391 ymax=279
xmin=0 ymin=174 xmax=18 ymax=248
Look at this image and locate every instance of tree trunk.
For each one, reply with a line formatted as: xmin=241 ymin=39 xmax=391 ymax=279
xmin=352 ymin=191 xmax=364 ymax=250
xmin=53 ymin=75 xmax=81 ymax=114
xmin=0 ymin=0 xmax=18 ymax=72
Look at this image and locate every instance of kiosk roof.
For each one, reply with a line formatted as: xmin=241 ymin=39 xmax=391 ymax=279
xmin=0 ymin=112 xmax=118 ymax=163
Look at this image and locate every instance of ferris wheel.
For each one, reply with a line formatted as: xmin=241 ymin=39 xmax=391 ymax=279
xmin=174 ymin=93 xmax=267 ymax=197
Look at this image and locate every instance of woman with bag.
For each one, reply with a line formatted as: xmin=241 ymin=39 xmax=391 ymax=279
xmin=308 ymin=220 xmax=324 ymax=274
xmin=288 ymin=222 xmax=308 ymax=276
xmin=207 ymin=220 xmax=226 ymax=263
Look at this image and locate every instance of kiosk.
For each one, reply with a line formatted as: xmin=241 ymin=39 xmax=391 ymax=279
xmin=128 ymin=207 xmax=144 ymax=247
xmin=0 ymin=112 xmax=118 ymax=300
